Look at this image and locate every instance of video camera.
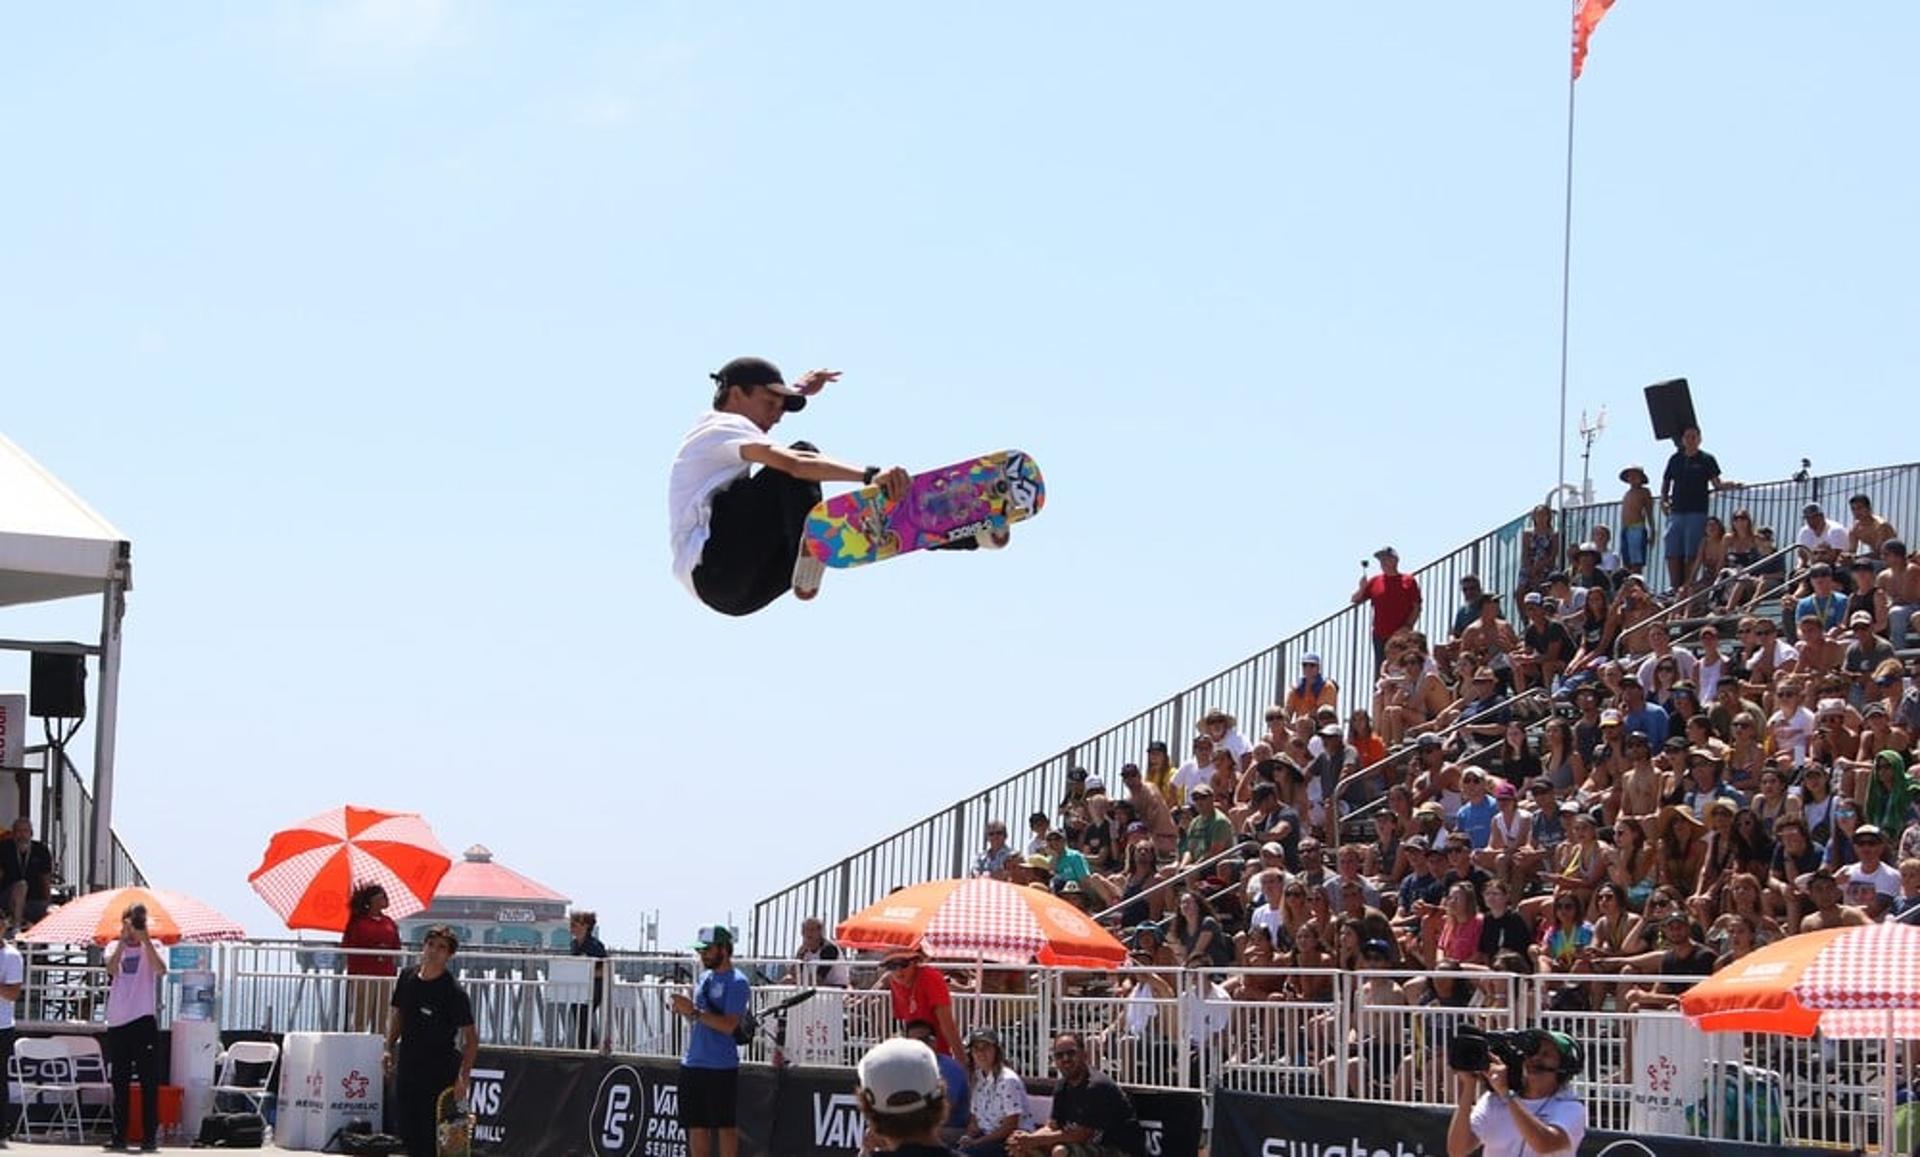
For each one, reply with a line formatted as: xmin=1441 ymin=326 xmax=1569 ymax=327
xmin=1446 ymin=1025 xmax=1581 ymax=1079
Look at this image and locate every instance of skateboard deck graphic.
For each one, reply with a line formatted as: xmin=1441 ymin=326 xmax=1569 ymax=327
xmin=793 ymin=449 xmax=1044 ymax=597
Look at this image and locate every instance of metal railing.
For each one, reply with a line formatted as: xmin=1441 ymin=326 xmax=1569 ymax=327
xmin=21 ymin=742 xmax=144 ymax=897
xmin=751 ymin=462 xmax=1920 ymax=954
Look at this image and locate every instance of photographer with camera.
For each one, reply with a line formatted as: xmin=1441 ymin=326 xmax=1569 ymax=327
xmin=1445 ymin=1027 xmax=1587 ymax=1157
xmin=105 ymin=903 xmax=167 ymax=1152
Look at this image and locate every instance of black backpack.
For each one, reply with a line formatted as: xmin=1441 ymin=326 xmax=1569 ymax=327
xmin=194 ymin=1111 xmax=266 ymax=1148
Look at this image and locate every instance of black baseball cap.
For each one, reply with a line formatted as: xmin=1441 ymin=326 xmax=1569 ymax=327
xmin=711 ymin=356 xmax=810 ymax=412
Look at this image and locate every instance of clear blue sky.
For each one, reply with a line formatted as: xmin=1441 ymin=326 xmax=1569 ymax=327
xmin=1 ymin=3 xmax=1913 ymax=951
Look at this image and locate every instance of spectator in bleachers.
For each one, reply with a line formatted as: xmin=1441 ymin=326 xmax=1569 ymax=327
xmin=1519 ymin=505 xmax=1561 ymax=594
xmin=1796 ymin=503 xmax=1851 ymax=565
xmin=794 ymin=916 xmax=850 ymax=987
xmin=1570 ymin=541 xmax=1613 ymax=599
xmin=1117 ymin=764 xmax=1179 ymax=861
xmin=1612 ymin=910 xmax=1715 ymax=1012
xmin=1171 ymin=736 xmax=1212 ymax=801
xmin=1449 ymin=574 xmax=1487 ymax=640
xmin=1617 ymin=465 xmax=1654 ymax=575
xmin=1877 ymin=540 xmax=1918 ymax=648
xmin=1797 ymin=564 xmax=1849 ymax=632
xmin=1284 ymin=654 xmax=1338 ymax=721
xmin=1355 ymin=547 xmax=1422 ymax=669
xmin=1518 ymin=592 xmax=1576 ymax=690
xmin=1848 ymin=494 xmax=1900 ymax=557
xmin=1843 ymin=613 xmax=1897 ymax=702
xmin=1176 ymin=786 xmax=1234 ymax=871
xmin=1845 ymin=558 xmax=1888 ymax=631
xmin=1712 ymin=913 xmax=1761 ymax=971
xmin=973 ymin=820 xmax=1013 ymax=878
xmin=899 ymin=1018 xmax=971 ymax=1147
xmin=1796 ymin=868 xmax=1869 ymax=932
xmin=1197 ymin=707 xmax=1249 ymax=766
xmin=1660 ymin=425 xmax=1741 ymax=593
xmin=1486 ymin=722 xmax=1542 ymax=790
xmin=1024 ymin=812 xmax=1052 ymax=857
xmin=1140 ymin=741 xmax=1180 ymax=806
xmin=1892 ymin=858 xmax=1920 ymax=921
xmin=1834 ymin=825 xmax=1899 ymax=918
xmin=1172 ymin=890 xmax=1230 ymax=970
xmin=342 ymin=883 xmax=402 ymax=1034
xmin=1007 ymin=1031 xmax=1142 ymax=1157
xmin=1617 ymin=680 xmax=1670 ymax=749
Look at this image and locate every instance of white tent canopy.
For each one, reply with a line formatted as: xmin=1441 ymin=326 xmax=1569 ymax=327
xmin=0 ymin=430 xmax=132 ymax=891
xmin=0 ymin=432 xmax=130 ymax=608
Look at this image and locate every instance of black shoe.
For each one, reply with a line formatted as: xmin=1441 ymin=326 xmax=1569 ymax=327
xmin=788 ymin=440 xmax=820 ymax=453
xmin=102 ymin=1144 xmax=128 ymax=1153
xmin=140 ymin=1144 xmax=160 ymax=1153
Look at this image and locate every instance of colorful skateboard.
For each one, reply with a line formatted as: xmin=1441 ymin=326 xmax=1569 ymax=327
xmin=436 ymin=1086 xmax=473 ymax=1157
xmin=792 ymin=449 xmax=1045 ymax=599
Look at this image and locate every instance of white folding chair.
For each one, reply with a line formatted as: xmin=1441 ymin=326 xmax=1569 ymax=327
xmin=55 ymin=1034 xmax=116 ymax=1138
xmin=11 ymin=1037 xmax=84 ymax=1141
xmin=211 ymin=1040 xmax=280 ymax=1117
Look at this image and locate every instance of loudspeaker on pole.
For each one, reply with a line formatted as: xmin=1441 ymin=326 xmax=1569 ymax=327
xmin=29 ymin=652 xmax=87 ymax=720
xmin=1643 ymin=377 xmax=1698 ymax=445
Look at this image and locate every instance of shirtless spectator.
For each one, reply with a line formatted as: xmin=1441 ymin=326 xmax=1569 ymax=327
xmin=1848 ymin=494 xmax=1900 ymax=559
xmin=1457 ymin=595 xmax=1520 ymax=675
xmin=1354 ymin=546 xmax=1423 ymax=669
xmin=1618 ymin=465 xmax=1654 ymax=576
xmin=1878 ymin=541 xmax=1920 ymax=650
xmin=1796 ymin=503 xmax=1851 ymax=568
xmin=1119 ymin=763 xmax=1179 ymax=861
xmin=1798 ymin=868 xmax=1871 ymax=932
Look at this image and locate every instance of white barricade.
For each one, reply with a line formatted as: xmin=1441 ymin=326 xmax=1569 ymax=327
xmin=277 ymin=1032 xmax=384 ymax=1150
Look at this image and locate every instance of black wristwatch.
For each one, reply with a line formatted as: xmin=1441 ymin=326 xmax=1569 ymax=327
xmin=862 ymin=465 xmax=881 ymax=485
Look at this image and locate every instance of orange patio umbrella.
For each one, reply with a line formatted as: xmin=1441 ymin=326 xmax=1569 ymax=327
xmin=248 ymin=806 xmax=453 ymax=933
xmin=1681 ymin=923 xmax=1920 ymax=1038
xmin=21 ymin=886 xmax=246 ymax=946
xmin=836 ymin=877 xmax=1128 ymax=969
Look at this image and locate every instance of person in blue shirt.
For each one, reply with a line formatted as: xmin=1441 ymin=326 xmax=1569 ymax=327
xmin=903 ymin=1018 xmax=971 ymax=1146
xmin=1454 ymin=770 xmax=1500 ymax=849
xmin=1794 ymin=563 xmax=1849 ymax=632
xmin=1618 ymin=680 xmax=1671 ymax=750
xmin=670 ymin=923 xmax=752 ymax=1157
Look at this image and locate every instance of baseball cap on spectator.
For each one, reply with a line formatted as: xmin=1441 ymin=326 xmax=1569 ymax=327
xmin=1600 ymin=709 xmax=1623 ymax=726
xmin=1260 ymin=841 xmax=1286 ymax=858
xmin=1864 ymin=702 xmax=1889 ymax=719
xmin=1403 ymin=834 xmax=1430 ymax=853
xmin=1576 ymin=541 xmax=1600 ymax=557
xmin=1067 ymin=766 xmax=1089 ymax=782
xmin=1119 ymin=763 xmax=1141 ymax=780
xmin=1303 ymin=653 xmax=1323 ymax=666
xmin=711 ymin=356 xmax=812 ymax=412
xmin=1251 ymin=782 xmax=1276 ymax=800
xmin=1663 ymin=736 xmax=1690 ymax=754
xmin=1523 ymin=592 xmax=1544 ymax=606
xmin=1528 ymin=779 xmax=1555 ymax=796
xmin=1190 ymin=784 xmax=1214 ymax=798
xmin=1445 ymin=832 xmax=1472 ymax=849
xmin=1085 ymin=776 xmax=1106 ymax=793
xmin=1817 ymin=698 xmax=1847 ymax=719
xmin=1360 ymin=939 xmax=1394 ymax=962
xmin=857 ymin=1038 xmax=945 ymax=1115
xmin=1374 ymin=546 xmax=1399 ymax=560
xmin=691 ymin=924 xmax=734 ymax=949
xmin=1546 ymin=570 xmax=1570 ymax=585
xmin=1804 ymin=502 xmax=1824 ymax=516
xmin=1848 ymin=611 xmax=1874 ymax=628
xmin=1493 ymin=781 xmax=1516 ymax=799
xmin=1849 ymin=559 xmax=1877 ymax=574
xmin=1416 ymin=734 xmax=1443 ymax=749
xmin=1131 ymin=922 xmax=1165 ymax=944
xmin=1809 ymin=563 xmax=1834 ymax=579
xmin=1147 ymin=740 xmax=1168 ymax=755
xmin=1886 ymin=540 xmax=1908 ymax=557
xmin=965 ymin=1027 xmax=1001 ymax=1049
xmin=1318 ymin=724 xmax=1343 ymax=739
xmin=1558 ymin=801 xmax=1584 ymax=816
xmin=1854 ymin=824 xmax=1885 ymax=843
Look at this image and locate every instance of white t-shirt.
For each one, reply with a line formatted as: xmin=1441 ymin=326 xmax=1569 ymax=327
xmin=667 ymin=412 xmax=772 ymax=596
xmin=1768 ymin=706 xmax=1817 ymax=763
xmin=1797 ymin=523 xmax=1850 ymax=555
xmin=1171 ymin=760 xmax=1211 ymax=795
xmin=1468 ymin=1090 xmax=1589 ymax=1157
xmin=1837 ymin=861 xmax=1901 ymax=907
xmin=0 ymin=943 xmax=20 ymax=1030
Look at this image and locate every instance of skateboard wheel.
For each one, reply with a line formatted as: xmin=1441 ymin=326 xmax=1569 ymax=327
xmin=977 ymin=529 xmax=1009 ymax=550
xmin=791 ymin=554 xmax=826 ymax=600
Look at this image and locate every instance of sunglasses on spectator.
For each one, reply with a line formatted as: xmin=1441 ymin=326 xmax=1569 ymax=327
xmin=1286 ymin=889 xmax=1306 ymax=898
xmin=1052 ymin=1048 xmax=1080 ymax=1059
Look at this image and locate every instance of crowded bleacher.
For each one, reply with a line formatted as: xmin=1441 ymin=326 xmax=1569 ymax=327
xmin=955 ymin=490 xmax=1920 ymax=1028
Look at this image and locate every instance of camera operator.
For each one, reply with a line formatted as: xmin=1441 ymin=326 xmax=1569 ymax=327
xmin=1446 ymin=1030 xmax=1587 ymax=1157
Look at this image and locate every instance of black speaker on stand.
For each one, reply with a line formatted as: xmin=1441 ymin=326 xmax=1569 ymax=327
xmin=1643 ymin=378 xmax=1698 ymax=446
xmin=30 ymin=653 xmax=87 ymax=720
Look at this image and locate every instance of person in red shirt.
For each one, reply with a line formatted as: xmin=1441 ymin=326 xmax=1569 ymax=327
xmin=342 ymin=883 xmax=403 ymax=1033
xmin=1353 ymin=546 xmax=1423 ymax=669
xmin=881 ymin=949 xmax=962 ymax=1058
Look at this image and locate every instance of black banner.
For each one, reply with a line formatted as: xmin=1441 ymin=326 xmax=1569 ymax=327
xmin=468 ymin=1048 xmax=1203 ymax=1157
xmin=1211 ymin=1089 xmax=1849 ymax=1157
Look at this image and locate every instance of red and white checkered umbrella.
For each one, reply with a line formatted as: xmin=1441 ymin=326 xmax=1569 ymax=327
xmin=21 ymin=886 xmax=246 ymax=946
xmin=1683 ymin=923 xmax=1920 ymax=1038
xmin=835 ymin=877 xmax=1127 ymax=968
xmin=247 ymin=806 xmax=452 ymax=933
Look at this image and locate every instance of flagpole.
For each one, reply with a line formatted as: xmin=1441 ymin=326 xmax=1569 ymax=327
xmin=1556 ymin=24 xmax=1578 ymax=508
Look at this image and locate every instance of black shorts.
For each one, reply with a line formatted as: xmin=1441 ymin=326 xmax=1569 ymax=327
xmin=677 ymin=1065 xmax=739 ymax=1129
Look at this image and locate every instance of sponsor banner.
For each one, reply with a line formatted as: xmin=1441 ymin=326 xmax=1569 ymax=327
xmin=1210 ymin=1089 xmax=1833 ymax=1157
xmin=1627 ymin=1015 xmax=1734 ymax=1134
xmin=471 ymin=1049 xmax=776 ymax=1157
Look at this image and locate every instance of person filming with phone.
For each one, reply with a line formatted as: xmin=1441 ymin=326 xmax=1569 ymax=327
xmin=1445 ymin=1027 xmax=1588 ymax=1157
xmin=105 ymin=903 xmax=168 ymax=1152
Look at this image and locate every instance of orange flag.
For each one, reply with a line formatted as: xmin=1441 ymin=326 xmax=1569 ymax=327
xmin=1571 ymin=0 xmax=1617 ymax=79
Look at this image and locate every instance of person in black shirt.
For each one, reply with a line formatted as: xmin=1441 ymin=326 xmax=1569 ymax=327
xmin=1008 ymin=1032 xmax=1141 ymax=1156
xmin=1660 ymin=425 xmax=1742 ymax=593
xmin=568 ymin=910 xmax=609 ymax=1050
xmin=0 ymin=817 xmax=53 ymax=934
xmin=384 ymin=926 xmax=478 ymax=1157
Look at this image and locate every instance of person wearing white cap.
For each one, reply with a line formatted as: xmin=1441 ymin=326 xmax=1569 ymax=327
xmin=854 ymin=1037 xmax=963 ymax=1156
xmin=668 ymin=356 xmax=910 ymax=616
xmin=1284 ymin=653 xmax=1338 ymax=721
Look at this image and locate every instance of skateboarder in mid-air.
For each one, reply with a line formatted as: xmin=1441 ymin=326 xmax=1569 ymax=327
xmin=669 ymin=356 xmax=909 ymax=616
